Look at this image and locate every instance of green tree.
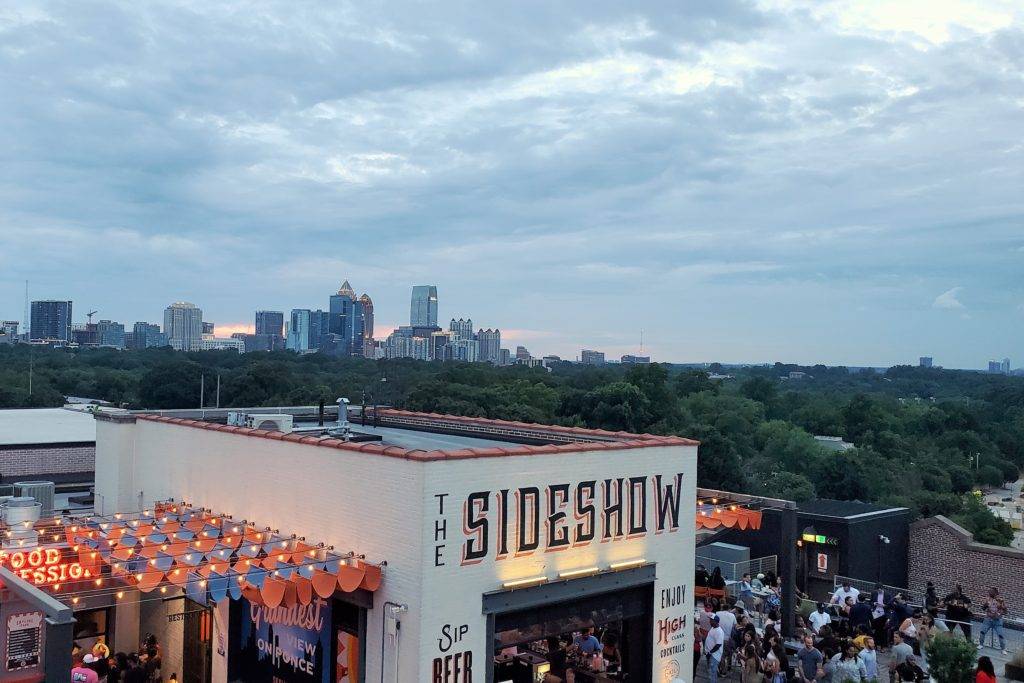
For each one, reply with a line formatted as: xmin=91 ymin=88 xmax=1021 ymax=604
xmin=923 ymin=634 xmax=976 ymax=683
xmin=138 ymin=360 xmax=203 ymax=409
xmin=741 ymin=376 xmax=776 ymax=404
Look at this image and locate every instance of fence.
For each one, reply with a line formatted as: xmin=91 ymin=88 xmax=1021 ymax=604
xmin=697 ymin=554 xmax=778 ymax=585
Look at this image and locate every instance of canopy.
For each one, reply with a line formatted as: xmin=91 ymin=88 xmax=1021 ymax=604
xmin=695 ymin=504 xmax=762 ymax=530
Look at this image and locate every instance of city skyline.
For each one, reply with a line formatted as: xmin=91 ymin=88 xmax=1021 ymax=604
xmin=2 ymin=3 xmax=1022 ymax=367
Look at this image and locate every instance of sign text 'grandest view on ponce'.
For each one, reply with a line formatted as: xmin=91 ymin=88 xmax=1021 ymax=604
xmin=458 ymin=473 xmax=685 ymax=565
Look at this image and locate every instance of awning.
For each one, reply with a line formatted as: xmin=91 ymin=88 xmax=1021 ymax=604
xmin=695 ymin=504 xmax=762 ymax=530
xmin=1 ymin=500 xmax=382 ymax=609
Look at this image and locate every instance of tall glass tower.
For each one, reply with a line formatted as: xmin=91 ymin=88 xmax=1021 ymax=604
xmin=410 ymin=285 xmax=438 ymax=327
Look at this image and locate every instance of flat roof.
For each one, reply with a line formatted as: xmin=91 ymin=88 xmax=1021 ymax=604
xmin=0 ymin=407 xmax=97 ymax=446
xmin=798 ymin=499 xmax=908 ymax=519
xmin=117 ymin=408 xmax=697 ymax=462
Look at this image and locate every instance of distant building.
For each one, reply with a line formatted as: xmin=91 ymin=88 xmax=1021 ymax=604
xmin=410 ymin=285 xmax=438 ymax=327
xmin=359 ymin=293 xmax=375 ymax=358
xmin=30 ymin=300 xmax=72 ymax=341
xmin=230 ymin=333 xmax=278 ymax=353
xmin=131 ymin=322 xmax=167 ymax=349
xmin=202 ymin=322 xmax=215 ymax=335
xmin=96 ymin=320 xmax=126 ymax=349
xmin=327 ymin=280 xmax=367 ymax=357
xmin=71 ymin=324 xmax=97 ymax=347
xmin=200 ymin=336 xmax=245 ymax=353
xmin=476 ymin=328 xmax=501 ymax=363
xmin=516 ymin=345 xmax=531 ymax=360
xmin=814 ymin=435 xmax=855 ymax=452
xmin=164 ymin=302 xmax=203 ymax=351
xmin=2 ymin=321 xmax=19 ymax=337
xmin=255 ymin=310 xmax=285 ymax=339
xmin=449 ymin=338 xmax=480 ymax=362
xmin=308 ymin=309 xmax=330 ymax=350
xmin=1001 ymin=358 xmax=1011 ymax=375
xmin=581 ymin=349 xmax=605 ymax=365
xmin=449 ymin=318 xmax=473 ymax=341
xmin=788 ymin=371 xmax=807 ymax=380
xmin=287 ymin=309 xmax=311 ymax=352
xmin=430 ymin=331 xmax=452 ymax=361
xmin=621 ymin=354 xmax=650 ymax=364
xmin=384 ymin=328 xmax=431 ymax=360
xmin=919 ymin=356 xmax=933 ymax=368
xmin=988 ymin=360 xmax=1010 ymax=375
xmin=498 ymin=348 xmax=511 ymax=366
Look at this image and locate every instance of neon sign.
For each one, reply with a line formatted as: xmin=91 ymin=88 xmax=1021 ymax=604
xmin=0 ymin=548 xmax=89 ymax=587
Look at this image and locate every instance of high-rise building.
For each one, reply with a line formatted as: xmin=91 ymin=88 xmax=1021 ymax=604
xmin=164 ymin=302 xmax=203 ymax=352
xmin=287 ymin=309 xmax=311 ymax=352
xmin=410 ymin=285 xmax=438 ymax=327
xmin=498 ymin=348 xmax=511 ymax=366
xmin=308 ymin=309 xmax=330 ymax=350
xmin=1001 ymin=358 xmax=1011 ymax=375
xmin=581 ymin=349 xmax=605 ymax=365
xmin=449 ymin=318 xmax=473 ymax=341
xmin=476 ymin=328 xmax=501 ymax=363
xmin=131 ymin=322 xmax=167 ymax=349
xmin=384 ymin=328 xmax=432 ymax=360
xmin=255 ymin=311 xmax=285 ymax=339
xmin=96 ymin=320 xmax=126 ymax=349
xmin=202 ymin=322 xmax=215 ymax=335
xmin=328 ymin=280 xmax=366 ymax=357
xmin=515 ymin=345 xmax=531 ymax=360
xmin=30 ymin=300 xmax=72 ymax=341
xmin=359 ymin=294 xmax=374 ymax=358
xmin=449 ymin=338 xmax=480 ymax=362
xmin=919 ymin=356 xmax=933 ymax=368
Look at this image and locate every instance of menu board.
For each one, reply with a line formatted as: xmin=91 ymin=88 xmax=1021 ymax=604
xmin=6 ymin=611 xmax=43 ymax=671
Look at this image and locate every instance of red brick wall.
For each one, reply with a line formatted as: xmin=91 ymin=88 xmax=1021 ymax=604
xmin=909 ymin=515 xmax=1024 ymax=616
xmin=0 ymin=444 xmax=95 ymax=478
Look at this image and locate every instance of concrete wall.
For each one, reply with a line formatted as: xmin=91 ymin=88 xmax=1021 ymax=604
xmin=0 ymin=444 xmax=94 ymax=480
xmin=909 ymin=515 xmax=1024 ymax=610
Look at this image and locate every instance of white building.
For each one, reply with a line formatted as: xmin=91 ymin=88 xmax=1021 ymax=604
xmin=163 ymin=302 xmax=203 ymax=352
xmin=92 ymin=407 xmax=699 ymax=682
xmin=199 ymin=336 xmax=245 ymax=353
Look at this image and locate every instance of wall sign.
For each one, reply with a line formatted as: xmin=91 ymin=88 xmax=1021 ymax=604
xmin=229 ymin=597 xmax=331 ymax=683
xmin=801 ymin=533 xmax=839 ymax=546
xmin=0 ymin=548 xmax=88 ymax=587
xmin=816 ymin=553 xmax=828 ymax=573
xmin=6 ymin=612 xmax=43 ymax=671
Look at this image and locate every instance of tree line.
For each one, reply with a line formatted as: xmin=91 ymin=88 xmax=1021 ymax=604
xmin=1 ymin=345 xmax=1021 ymax=544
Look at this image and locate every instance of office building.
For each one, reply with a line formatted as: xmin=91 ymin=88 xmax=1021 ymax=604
xmin=30 ymin=300 xmax=72 ymax=341
xmin=200 ymin=336 xmax=245 ymax=353
xmin=287 ymin=309 xmax=311 ymax=352
xmin=308 ymin=309 xmax=330 ymax=350
xmin=202 ymin=322 xmax=215 ymax=335
xmin=255 ymin=310 xmax=285 ymax=339
xmin=72 ymin=323 xmax=98 ymax=346
xmin=96 ymin=320 xmax=126 ymax=349
xmin=449 ymin=317 xmax=473 ymax=341
xmin=498 ymin=348 xmax=511 ymax=366
xmin=163 ymin=302 xmax=204 ymax=352
xmin=449 ymin=338 xmax=480 ymax=363
xmin=988 ymin=359 xmax=1011 ymax=375
xmin=919 ymin=356 xmax=933 ymax=368
xmin=1001 ymin=358 xmax=1011 ymax=375
xmin=2 ymin=321 xmax=19 ymax=338
xmin=515 ymin=345 xmax=531 ymax=360
xmin=130 ymin=322 xmax=167 ymax=349
xmin=229 ymin=333 xmax=278 ymax=353
xmin=581 ymin=349 xmax=605 ymax=365
xmin=384 ymin=329 xmax=431 ymax=360
xmin=328 ymin=280 xmax=367 ymax=357
xmin=410 ymin=285 xmax=438 ymax=327
xmin=359 ymin=293 xmax=375 ymax=357
xmin=476 ymin=328 xmax=501 ymax=363
xmin=621 ymin=355 xmax=651 ymax=364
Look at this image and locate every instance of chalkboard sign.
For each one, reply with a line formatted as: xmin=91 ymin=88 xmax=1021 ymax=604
xmin=7 ymin=611 xmax=43 ymax=671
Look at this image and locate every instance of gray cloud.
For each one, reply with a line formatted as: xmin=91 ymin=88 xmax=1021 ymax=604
xmin=1 ymin=0 xmax=1022 ymax=366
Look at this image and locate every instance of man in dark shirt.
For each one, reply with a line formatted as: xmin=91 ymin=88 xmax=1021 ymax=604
xmin=895 ymin=655 xmax=927 ymax=682
xmin=849 ymin=594 xmax=873 ymax=633
xmin=944 ymin=584 xmax=973 ymax=639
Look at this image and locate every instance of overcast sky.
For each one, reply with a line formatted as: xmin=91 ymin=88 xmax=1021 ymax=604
xmin=2 ymin=1 xmax=1022 ymax=368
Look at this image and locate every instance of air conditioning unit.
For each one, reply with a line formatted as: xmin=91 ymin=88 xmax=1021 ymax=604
xmin=14 ymin=481 xmax=55 ymax=518
xmin=225 ymin=412 xmax=293 ymax=433
xmin=2 ymin=496 xmax=42 ymax=549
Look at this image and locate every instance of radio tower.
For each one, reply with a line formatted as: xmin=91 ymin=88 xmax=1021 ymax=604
xmin=23 ymin=280 xmax=29 ymax=340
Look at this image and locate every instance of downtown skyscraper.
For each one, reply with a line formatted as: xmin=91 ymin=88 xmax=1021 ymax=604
xmin=410 ymin=285 xmax=438 ymax=327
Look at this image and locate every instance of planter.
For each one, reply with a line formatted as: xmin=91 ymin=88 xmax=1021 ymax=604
xmin=1005 ymin=662 xmax=1024 ymax=681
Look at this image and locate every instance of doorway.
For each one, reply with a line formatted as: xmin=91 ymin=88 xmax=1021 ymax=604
xmin=182 ymin=600 xmax=213 ymax=683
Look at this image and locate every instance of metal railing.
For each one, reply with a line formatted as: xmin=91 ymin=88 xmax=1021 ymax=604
xmin=697 ymin=554 xmax=778 ymax=584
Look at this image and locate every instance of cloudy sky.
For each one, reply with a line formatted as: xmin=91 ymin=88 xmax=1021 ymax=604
xmin=2 ymin=1 xmax=1022 ymax=368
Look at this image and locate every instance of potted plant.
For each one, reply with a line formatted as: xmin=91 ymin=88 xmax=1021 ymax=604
xmin=1006 ymin=648 xmax=1024 ymax=681
xmin=924 ymin=633 xmax=977 ymax=683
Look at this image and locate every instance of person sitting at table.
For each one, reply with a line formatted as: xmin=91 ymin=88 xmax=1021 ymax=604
xmin=600 ymin=631 xmax=621 ymax=671
xmin=574 ymin=628 xmax=603 ymax=656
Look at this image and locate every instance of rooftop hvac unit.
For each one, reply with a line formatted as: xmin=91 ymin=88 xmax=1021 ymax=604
xmin=247 ymin=414 xmax=293 ymax=432
xmin=14 ymin=480 xmax=55 ymax=518
xmin=2 ymin=496 xmax=42 ymax=549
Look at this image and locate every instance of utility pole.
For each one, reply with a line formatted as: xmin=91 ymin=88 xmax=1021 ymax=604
xmin=200 ymin=374 xmax=205 ymax=409
xmin=28 ymin=347 xmax=33 ymax=397
xmin=216 ymin=374 xmax=221 ymax=409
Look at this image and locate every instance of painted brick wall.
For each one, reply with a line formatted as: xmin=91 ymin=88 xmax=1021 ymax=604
xmin=909 ymin=515 xmax=1024 ymax=613
xmin=0 ymin=444 xmax=94 ymax=478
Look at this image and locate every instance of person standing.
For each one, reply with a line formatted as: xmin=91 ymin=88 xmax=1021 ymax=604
xmin=826 ymin=643 xmax=867 ymax=682
xmin=944 ymin=584 xmax=973 ymax=640
xmin=795 ymin=635 xmax=824 ymax=681
xmin=705 ymin=615 xmax=726 ymax=683
xmin=890 ymin=632 xmax=914 ymax=673
xmin=831 ymin=580 xmax=860 ymax=606
xmin=869 ymin=584 xmax=889 ymax=647
xmin=71 ymin=654 xmax=100 ymax=683
xmin=809 ymin=603 xmax=833 ymax=634
xmin=975 ymin=655 xmax=997 ymax=683
xmin=857 ymin=637 xmax=878 ymax=681
xmin=978 ymin=587 xmax=1008 ymax=654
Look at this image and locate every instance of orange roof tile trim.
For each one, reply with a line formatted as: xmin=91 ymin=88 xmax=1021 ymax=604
xmin=133 ymin=409 xmax=698 ymax=461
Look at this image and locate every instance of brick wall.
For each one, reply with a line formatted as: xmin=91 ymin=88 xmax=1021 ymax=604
xmin=909 ymin=515 xmax=1024 ymax=614
xmin=0 ymin=443 xmax=94 ymax=479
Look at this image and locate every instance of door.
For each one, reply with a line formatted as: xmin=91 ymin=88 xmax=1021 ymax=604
xmin=183 ymin=602 xmax=213 ymax=683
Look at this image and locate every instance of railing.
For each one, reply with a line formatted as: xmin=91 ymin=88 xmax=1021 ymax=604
xmin=697 ymin=554 xmax=778 ymax=584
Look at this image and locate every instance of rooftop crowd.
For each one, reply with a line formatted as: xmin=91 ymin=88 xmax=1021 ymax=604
xmin=695 ymin=567 xmax=1011 ymax=682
